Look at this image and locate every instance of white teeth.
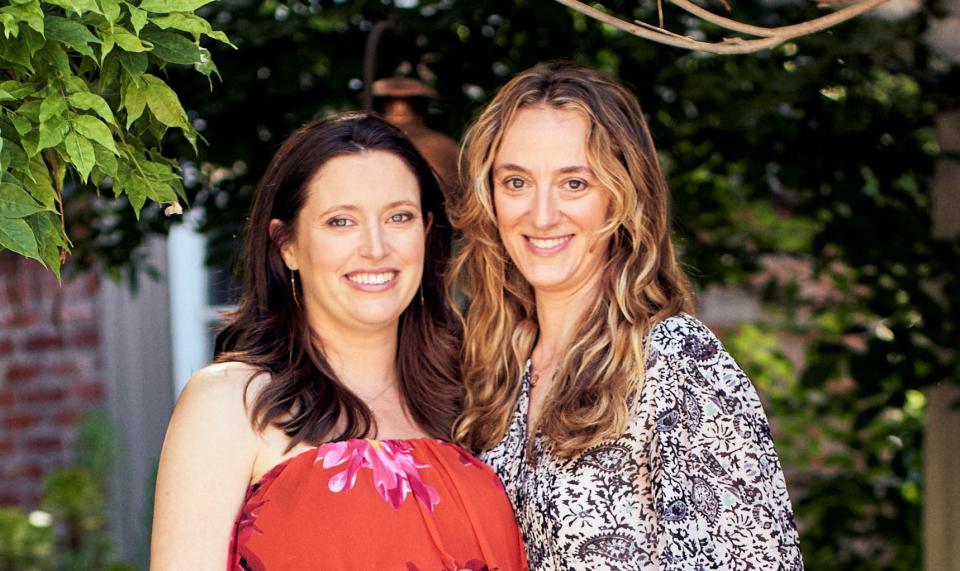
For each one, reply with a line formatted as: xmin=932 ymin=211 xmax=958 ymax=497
xmin=528 ymin=236 xmax=571 ymax=249
xmin=347 ymin=272 xmax=396 ymax=285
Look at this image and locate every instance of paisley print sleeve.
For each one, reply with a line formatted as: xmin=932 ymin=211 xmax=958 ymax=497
xmin=647 ymin=315 xmax=804 ymax=571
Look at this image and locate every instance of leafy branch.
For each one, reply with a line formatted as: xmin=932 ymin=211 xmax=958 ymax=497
xmin=0 ymin=0 xmax=233 ymax=279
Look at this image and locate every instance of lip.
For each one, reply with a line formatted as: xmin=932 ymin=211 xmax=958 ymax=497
xmin=523 ymin=234 xmax=573 ymax=256
xmin=343 ymin=267 xmax=400 ymax=292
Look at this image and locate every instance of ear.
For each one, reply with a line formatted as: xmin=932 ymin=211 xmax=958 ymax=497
xmin=269 ymin=219 xmax=298 ymax=271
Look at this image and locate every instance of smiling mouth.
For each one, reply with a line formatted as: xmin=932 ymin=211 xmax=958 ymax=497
xmin=525 ymin=235 xmax=573 ymax=250
xmin=345 ymin=271 xmax=398 ymax=286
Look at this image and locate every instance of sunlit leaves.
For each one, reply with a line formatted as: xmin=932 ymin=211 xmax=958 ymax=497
xmin=0 ymin=0 xmax=229 ymax=277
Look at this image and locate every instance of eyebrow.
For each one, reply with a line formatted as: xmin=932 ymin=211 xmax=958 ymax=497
xmin=318 ymin=200 xmax=420 ymax=217
xmin=493 ymin=163 xmax=594 ymax=176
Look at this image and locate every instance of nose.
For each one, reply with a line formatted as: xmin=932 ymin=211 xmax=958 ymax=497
xmin=531 ymin=186 xmax=561 ymax=229
xmin=359 ymin=223 xmax=388 ymax=260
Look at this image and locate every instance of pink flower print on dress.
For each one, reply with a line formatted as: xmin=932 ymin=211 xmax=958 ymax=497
xmin=316 ymin=439 xmax=441 ymax=511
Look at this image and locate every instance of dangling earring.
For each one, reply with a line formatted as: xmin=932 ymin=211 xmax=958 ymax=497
xmin=419 ymin=284 xmax=425 ymax=307
xmin=290 ymin=270 xmax=300 ymax=307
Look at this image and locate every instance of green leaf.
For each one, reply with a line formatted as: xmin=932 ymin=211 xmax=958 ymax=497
xmin=44 ymin=0 xmax=100 ymax=16
xmin=118 ymin=50 xmax=147 ymax=79
xmin=25 ymin=211 xmax=64 ymax=280
xmin=141 ymin=74 xmax=188 ymax=128
xmin=122 ymin=77 xmax=146 ymax=128
xmin=21 ymin=156 xmax=55 ymax=210
xmin=0 ymin=80 xmax=36 ymax=100
xmin=39 ymin=92 xmax=67 ymax=123
xmin=138 ymin=0 xmax=213 ymax=13
xmin=37 ymin=118 xmax=69 ymax=152
xmin=72 ymin=114 xmax=118 ymax=155
xmin=44 ymin=15 xmax=100 ymax=61
xmin=63 ymin=129 xmax=96 ymax=182
xmin=0 ymin=183 xmax=48 ymax=217
xmin=0 ymin=33 xmax=34 ymax=71
xmin=193 ymin=46 xmax=219 ymax=83
xmin=151 ymin=13 xmax=235 ymax=47
xmin=140 ymin=29 xmax=201 ymax=65
xmin=91 ymin=141 xmax=118 ymax=179
xmin=111 ymin=27 xmax=151 ymax=52
xmin=67 ymin=92 xmax=118 ymax=127
xmin=98 ymin=0 xmax=122 ymax=23
xmin=38 ymin=42 xmax=72 ymax=75
xmin=0 ymin=1 xmax=43 ymax=35
xmin=21 ymin=27 xmax=44 ymax=56
xmin=99 ymin=30 xmax=115 ymax=63
xmin=0 ymin=13 xmax=18 ymax=39
xmin=1 ymin=135 xmax=29 ymax=175
xmin=20 ymin=129 xmax=39 ymax=156
xmin=128 ymin=5 xmax=147 ymax=34
xmin=0 ymin=215 xmax=40 ymax=261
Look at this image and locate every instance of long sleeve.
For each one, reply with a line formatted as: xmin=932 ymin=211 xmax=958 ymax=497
xmin=647 ymin=315 xmax=803 ymax=571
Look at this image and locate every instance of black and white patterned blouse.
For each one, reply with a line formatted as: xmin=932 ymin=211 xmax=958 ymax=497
xmin=481 ymin=313 xmax=803 ymax=570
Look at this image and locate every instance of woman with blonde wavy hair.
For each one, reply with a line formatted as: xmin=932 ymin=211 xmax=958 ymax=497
xmin=449 ymin=62 xmax=803 ymax=570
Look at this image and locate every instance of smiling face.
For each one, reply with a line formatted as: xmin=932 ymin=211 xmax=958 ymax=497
xmin=274 ymin=150 xmax=426 ymax=335
xmin=492 ymin=105 xmax=611 ymax=297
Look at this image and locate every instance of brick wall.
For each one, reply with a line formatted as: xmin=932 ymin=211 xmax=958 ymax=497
xmin=0 ymin=252 xmax=105 ymax=507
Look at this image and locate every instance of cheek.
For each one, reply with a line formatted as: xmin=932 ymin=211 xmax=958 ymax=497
xmin=493 ymin=193 xmax=522 ymax=233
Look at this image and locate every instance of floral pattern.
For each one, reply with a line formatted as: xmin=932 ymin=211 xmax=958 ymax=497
xmin=229 ymin=438 xmax=528 ymax=570
xmin=317 ymin=438 xmax=440 ymax=511
xmin=481 ymin=313 xmax=803 ymax=570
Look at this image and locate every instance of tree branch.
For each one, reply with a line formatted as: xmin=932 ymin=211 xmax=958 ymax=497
xmin=554 ymin=0 xmax=891 ymax=54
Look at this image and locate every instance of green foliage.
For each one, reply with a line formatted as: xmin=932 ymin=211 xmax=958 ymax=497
xmin=0 ymin=508 xmax=54 ymax=571
xmin=0 ymin=412 xmax=132 ymax=571
xmin=0 ymin=0 xmax=231 ymax=280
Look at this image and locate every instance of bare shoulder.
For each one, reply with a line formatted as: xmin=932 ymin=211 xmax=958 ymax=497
xmin=180 ymin=361 xmax=269 ymax=412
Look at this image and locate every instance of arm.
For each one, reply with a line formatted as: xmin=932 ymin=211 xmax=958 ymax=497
xmin=150 ymin=363 xmax=263 ymax=570
xmin=648 ymin=316 xmax=803 ymax=571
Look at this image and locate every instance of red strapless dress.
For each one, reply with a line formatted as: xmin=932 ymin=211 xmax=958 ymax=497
xmin=229 ymin=438 xmax=527 ymax=571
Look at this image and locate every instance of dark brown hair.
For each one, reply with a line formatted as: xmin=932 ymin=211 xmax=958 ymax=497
xmin=216 ymin=113 xmax=460 ymax=449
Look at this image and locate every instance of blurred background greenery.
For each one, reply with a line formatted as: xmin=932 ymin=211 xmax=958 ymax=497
xmin=4 ymin=0 xmax=959 ymax=569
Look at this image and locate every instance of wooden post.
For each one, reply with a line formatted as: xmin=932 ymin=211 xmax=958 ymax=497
xmin=924 ymin=108 xmax=960 ymax=571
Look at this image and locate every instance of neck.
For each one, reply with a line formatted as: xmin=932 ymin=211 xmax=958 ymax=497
xmin=309 ymin=317 xmax=400 ymax=397
xmin=532 ymin=271 xmax=603 ymax=362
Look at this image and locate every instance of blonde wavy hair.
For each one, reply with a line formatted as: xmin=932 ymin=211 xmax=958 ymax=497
xmin=449 ymin=62 xmax=694 ymax=458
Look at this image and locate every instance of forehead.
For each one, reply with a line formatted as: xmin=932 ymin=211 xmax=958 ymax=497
xmin=495 ymin=106 xmax=590 ymax=166
xmin=303 ymin=150 xmax=421 ymax=208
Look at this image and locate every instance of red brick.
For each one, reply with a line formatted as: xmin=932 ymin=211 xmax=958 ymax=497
xmin=0 ymin=390 xmax=13 ymax=407
xmin=5 ymin=364 xmax=41 ymax=383
xmin=21 ymin=387 xmax=66 ymax=403
xmin=0 ymin=491 xmax=20 ymax=505
xmin=16 ymin=464 xmax=43 ymax=478
xmin=70 ymin=329 xmax=99 ymax=348
xmin=53 ymin=409 xmax=79 ymax=427
xmin=0 ymin=338 xmax=13 ymax=355
xmin=3 ymin=414 xmax=40 ymax=429
xmin=48 ymin=362 xmax=81 ymax=377
xmin=24 ymin=334 xmax=64 ymax=351
xmin=6 ymin=311 xmax=35 ymax=327
xmin=73 ymin=382 xmax=103 ymax=401
xmin=27 ymin=437 xmax=61 ymax=453
xmin=0 ymin=438 xmax=14 ymax=454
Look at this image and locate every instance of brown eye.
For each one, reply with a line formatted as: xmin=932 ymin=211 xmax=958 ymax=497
xmin=566 ymin=179 xmax=587 ymax=191
xmin=505 ymin=177 xmax=525 ymax=190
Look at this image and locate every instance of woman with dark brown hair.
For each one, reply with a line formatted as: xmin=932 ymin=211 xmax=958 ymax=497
xmin=450 ymin=62 xmax=802 ymax=569
xmin=150 ymin=113 xmax=526 ymax=570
